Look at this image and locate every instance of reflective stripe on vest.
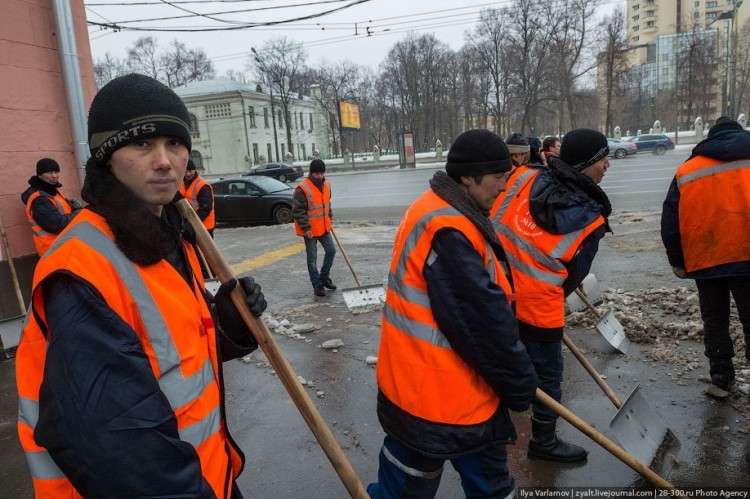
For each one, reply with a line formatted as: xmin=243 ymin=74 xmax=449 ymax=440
xmin=378 ymin=190 xmax=507 ymax=425
xmin=490 ymin=166 xmax=604 ymax=329
xmin=676 ymin=156 xmax=750 ymax=272
xmin=294 ymin=178 xmax=332 ymax=236
xmin=25 ymin=190 xmax=72 ymax=256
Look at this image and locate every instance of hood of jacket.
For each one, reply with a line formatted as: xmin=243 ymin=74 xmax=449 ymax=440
xmin=528 ymin=157 xmax=612 ymax=235
xmin=690 ymin=129 xmax=750 ymax=162
xmin=21 ymin=176 xmax=60 ymax=204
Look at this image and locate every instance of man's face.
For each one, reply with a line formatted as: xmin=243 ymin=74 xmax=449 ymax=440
xmin=310 ymin=172 xmax=325 ymax=181
xmin=184 ymin=169 xmax=197 ymax=181
xmin=38 ymin=171 xmax=60 ymax=186
xmin=462 ymin=172 xmax=507 ymax=211
xmin=511 ymin=152 xmax=529 ymax=167
xmin=109 ymin=136 xmax=189 ymax=216
xmin=550 ymin=142 xmax=561 ymax=156
xmin=581 ymin=157 xmax=610 ymax=184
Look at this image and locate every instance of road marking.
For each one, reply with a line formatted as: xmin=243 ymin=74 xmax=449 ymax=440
xmin=229 ymin=229 xmax=348 ymax=274
xmin=231 ymin=241 xmax=305 ymax=274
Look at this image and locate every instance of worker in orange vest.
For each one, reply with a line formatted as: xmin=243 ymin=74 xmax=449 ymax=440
xmin=506 ymin=132 xmax=530 ymax=177
xmin=293 ymin=159 xmax=337 ymax=297
xmin=491 ymin=128 xmax=612 ymax=463
xmin=16 ymin=73 xmax=266 ymax=498
xmin=21 ymin=158 xmax=82 ymax=256
xmin=180 ymin=159 xmax=215 ymax=237
xmin=662 ymin=116 xmax=750 ymax=395
xmin=369 ymin=129 xmax=537 ymax=498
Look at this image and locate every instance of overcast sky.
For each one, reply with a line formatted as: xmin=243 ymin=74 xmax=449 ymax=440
xmin=85 ymin=0 xmax=621 ymax=77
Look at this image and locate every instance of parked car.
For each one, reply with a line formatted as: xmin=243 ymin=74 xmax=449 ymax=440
xmin=242 ymin=162 xmax=304 ymax=182
xmin=210 ymin=176 xmax=294 ymax=225
xmin=607 ymin=138 xmax=638 ymax=159
xmin=630 ymin=134 xmax=675 ymax=155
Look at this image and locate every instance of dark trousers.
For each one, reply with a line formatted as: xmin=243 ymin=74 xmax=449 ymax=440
xmin=695 ymin=277 xmax=750 ymax=361
xmin=304 ymin=231 xmax=336 ymax=287
xmin=521 ymin=336 xmax=563 ymax=422
xmin=367 ymin=435 xmax=515 ymax=499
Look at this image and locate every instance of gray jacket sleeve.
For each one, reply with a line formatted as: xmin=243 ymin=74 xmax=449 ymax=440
xmin=292 ymin=187 xmax=311 ymax=233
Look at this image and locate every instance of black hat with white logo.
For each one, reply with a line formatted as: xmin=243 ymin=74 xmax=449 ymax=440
xmin=87 ymin=73 xmax=192 ymax=165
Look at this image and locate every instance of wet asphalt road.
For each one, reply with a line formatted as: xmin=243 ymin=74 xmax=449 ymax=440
xmin=1 ymin=151 xmax=749 ymax=497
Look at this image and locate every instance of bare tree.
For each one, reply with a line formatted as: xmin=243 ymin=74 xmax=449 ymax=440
xmin=93 ymin=52 xmax=126 ymax=90
xmin=467 ymin=8 xmax=512 ymax=135
xmin=250 ymin=37 xmax=308 ymax=158
xmin=160 ymin=40 xmax=215 ymax=88
xmin=126 ymin=36 xmax=160 ymax=79
xmin=676 ymin=25 xmax=718 ymax=127
xmin=597 ymin=8 xmax=629 ymax=136
xmin=733 ymin=19 xmax=750 ymax=116
xmin=224 ymin=69 xmax=248 ymax=84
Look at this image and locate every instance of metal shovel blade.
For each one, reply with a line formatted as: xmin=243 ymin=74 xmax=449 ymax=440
xmin=205 ymin=279 xmax=221 ymax=297
xmin=342 ymin=284 xmax=386 ymax=310
xmin=565 ymin=273 xmax=602 ymax=313
xmin=610 ymin=384 xmax=681 ymax=477
xmin=596 ymin=309 xmax=630 ymax=354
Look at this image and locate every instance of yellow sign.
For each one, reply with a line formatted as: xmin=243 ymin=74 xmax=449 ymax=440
xmin=339 ymin=101 xmax=361 ymax=130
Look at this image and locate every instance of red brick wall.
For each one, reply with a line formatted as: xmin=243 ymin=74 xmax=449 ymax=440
xmin=0 ymin=0 xmax=95 ymax=259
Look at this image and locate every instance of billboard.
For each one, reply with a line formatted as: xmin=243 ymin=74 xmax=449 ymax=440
xmin=339 ymin=101 xmax=361 ymax=131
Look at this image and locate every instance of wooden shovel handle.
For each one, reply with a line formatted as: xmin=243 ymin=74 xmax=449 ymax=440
xmin=575 ymin=286 xmax=602 ymax=319
xmin=0 ymin=212 xmax=26 ymax=315
xmin=562 ymin=334 xmax=622 ymax=408
xmin=176 ymin=199 xmax=367 ymax=499
xmin=536 ymin=389 xmax=685 ymax=496
xmin=330 ymin=227 xmax=362 ymax=287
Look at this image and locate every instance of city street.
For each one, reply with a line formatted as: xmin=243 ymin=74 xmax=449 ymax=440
xmin=2 ymin=149 xmax=748 ymax=497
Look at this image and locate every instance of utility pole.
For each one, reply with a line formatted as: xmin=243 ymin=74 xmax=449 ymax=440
xmin=729 ymin=0 xmax=744 ymax=119
xmin=252 ymin=48 xmax=280 ymax=162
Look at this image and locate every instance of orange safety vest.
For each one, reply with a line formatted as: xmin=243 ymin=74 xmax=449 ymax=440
xmin=378 ymin=190 xmax=510 ymax=425
xmin=294 ymin=178 xmax=332 ymax=237
xmin=25 ymin=190 xmax=73 ymax=257
xmin=491 ymin=166 xmax=604 ymax=330
xmin=676 ymin=155 xmax=750 ymax=272
xmin=16 ymin=209 xmax=243 ymax=498
xmin=180 ymin=176 xmax=215 ymax=231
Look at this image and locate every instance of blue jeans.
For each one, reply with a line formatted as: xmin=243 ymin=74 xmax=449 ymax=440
xmin=521 ymin=336 xmax=563 ymax=422
xmin=367 ymin=435 xmax=515 ymax=499
xmin=304 ymin=231 xmax=336 ymax=287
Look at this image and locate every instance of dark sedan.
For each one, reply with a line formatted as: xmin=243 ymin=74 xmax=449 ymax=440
xmin=210 ymin=176 xmax=294 ymax=225
xmin=630 ymin=134 xmax=675 ymax=155
xmin=243 ymin=162 xmax=304 ymax=183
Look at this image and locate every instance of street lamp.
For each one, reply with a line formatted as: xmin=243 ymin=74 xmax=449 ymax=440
xmin=251 ymin=47 xmax=280 ymax=162
xmin=710 ymin=0 xmax=744 ymax=117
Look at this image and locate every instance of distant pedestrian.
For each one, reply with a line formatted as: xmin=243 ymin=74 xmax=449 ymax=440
xmin=369 ymin=129 xmax=537 ymax=498
xmin=661 ymin=116 xmax=750 ymax=395
xmin=180 ymin=159 xmax=215 ymax=237
xmin=21 ymin=158 xmax=82 ymax=256
xmin=542 ymin=136 xmax=561 ymax=161
xmin=293 ymin=159 xmax=337 ymax=297
xmin=506 ymin=133 xmax=530 ymax=171
xmin=527 ymin=136 xmax=546 ymax=166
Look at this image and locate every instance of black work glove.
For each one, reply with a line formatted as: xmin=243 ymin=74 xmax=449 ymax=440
xmin=214 ymin=277 xmax=267 ymax=341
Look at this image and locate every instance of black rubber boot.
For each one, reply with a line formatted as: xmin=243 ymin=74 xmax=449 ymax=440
xmin=709 ymin=357 xmax=735 ymax=391
xmin=322 ymin=277 xmax=337 ymax=290
xmin=528 ymin=418 xmax=588 ymax=463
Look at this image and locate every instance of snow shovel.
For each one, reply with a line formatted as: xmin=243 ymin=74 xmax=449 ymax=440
xmin=330 ymin=227 xmax=386 ymax=310
xmin=536 ymin=389 xmax=686 ymax=497
xmin=196 ymin=246 xmax=220 ymax=296
xmin=563 ymin=334 xmax=680 ymax=476
xmin=574 ymin=286 xmax=630 ymax=354
xmin=565 ymin=273 xmax=601 ymax=313
xmin=177 ymin=199 xmax=368 ymax=498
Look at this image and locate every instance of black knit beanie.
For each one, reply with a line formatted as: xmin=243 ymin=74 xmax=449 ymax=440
xmin=527 ymin=137 xmax=543 ymax=164
xmin=88 ymin=73 xmax=192 ymax=165
xmin=36 ymin=157 xmax=60 ymax=175
xmin=559 ymin=128 xmax=609 ymax=171
xmin=186 ymin=159 xmax=196 ymax=171
xmin=446 ymin=129 xmax=512 ymax=180
xmin=310 ymin=159 xmax=326 ymax=173
xmin=708 ymin=116 xmax=744 ymax=138
xmin=505 ymin=133 xmax=530 ymax=154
